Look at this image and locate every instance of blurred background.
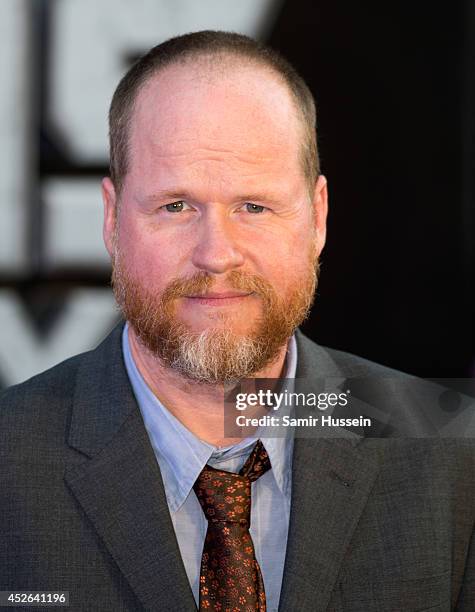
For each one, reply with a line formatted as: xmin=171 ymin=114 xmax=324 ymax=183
xmin=0 ymin=0 xmax=474 ymax=388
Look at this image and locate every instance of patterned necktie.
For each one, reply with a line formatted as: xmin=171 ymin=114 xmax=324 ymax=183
xmin=193 ymin=439 xmax=272 ymax=612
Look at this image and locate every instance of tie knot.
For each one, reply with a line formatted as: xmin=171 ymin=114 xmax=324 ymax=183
xmin=193 ymin=440 xmax=271 ymax=525
xmin=194 ymin=468 xmax=251 ymax=524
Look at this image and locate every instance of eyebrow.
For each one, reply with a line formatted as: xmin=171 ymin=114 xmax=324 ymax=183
xmin=142 ymin=190 xmax=189 ymax=203
xmin=141 ymin=190 xmax=281 ymax=206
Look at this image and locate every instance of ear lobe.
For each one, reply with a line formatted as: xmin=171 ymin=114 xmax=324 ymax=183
xmin=102 ymin=177 xmax=117 ymax=257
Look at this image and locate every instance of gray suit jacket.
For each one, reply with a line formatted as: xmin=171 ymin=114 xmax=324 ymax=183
xmin=0 ymin=323 xmax=473 ymax=611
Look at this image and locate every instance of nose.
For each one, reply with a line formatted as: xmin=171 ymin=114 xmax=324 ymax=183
xmin=191 ymin=208 xmax=245 ymax=274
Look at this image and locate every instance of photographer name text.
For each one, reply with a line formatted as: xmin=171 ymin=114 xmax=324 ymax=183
xmin=235 ymin=414 xmax=372 ymax=428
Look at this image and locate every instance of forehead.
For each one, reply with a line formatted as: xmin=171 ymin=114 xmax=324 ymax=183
xmin=127 ymin=60 xmax=303 ymax=191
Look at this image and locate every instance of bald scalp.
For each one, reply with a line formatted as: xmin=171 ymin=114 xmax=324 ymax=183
xmin=108 ymin=31 xmax=319 ymax=198
xmin=129 ymin=58 xmax=304 ymax=175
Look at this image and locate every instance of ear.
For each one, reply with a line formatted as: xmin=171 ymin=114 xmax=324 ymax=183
xmin=312 ymin=174 xmax=328 ymax=256
xmin=102 ymin=177 xmax=118 ymax=258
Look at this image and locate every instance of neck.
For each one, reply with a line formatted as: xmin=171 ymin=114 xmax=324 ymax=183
xmin=128 ymin=325 xmax=289 ymax=448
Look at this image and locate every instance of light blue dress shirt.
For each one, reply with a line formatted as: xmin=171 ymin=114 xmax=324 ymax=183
xmin=122 ymin=323 xmax=296 ymax=611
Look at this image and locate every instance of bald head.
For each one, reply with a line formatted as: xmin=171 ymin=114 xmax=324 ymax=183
xmin=126 ymin=60 xmax=304 ymax=198
xmin=108 ymin=31 xmax=319 ymax=197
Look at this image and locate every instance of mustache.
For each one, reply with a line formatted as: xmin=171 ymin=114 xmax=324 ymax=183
xmin=160 ymin=270 xmax=275 ymax=303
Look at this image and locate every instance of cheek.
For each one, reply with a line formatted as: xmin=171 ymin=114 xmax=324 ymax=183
xmin=249 ymin=236 xmax=308 ymax=295
xmin=117 ymin=219 xmax=193 ymax=285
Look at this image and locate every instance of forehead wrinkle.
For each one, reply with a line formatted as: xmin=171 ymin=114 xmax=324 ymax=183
xmin=132 ymin=138 xmax=286 ymax=180
xmin=153 ymin=159 xmax=285 ymax=189
xmin=139 ymin=139 xmax=287 ymax=171
xmin=131 ymin=113 xmax=289 ymax=167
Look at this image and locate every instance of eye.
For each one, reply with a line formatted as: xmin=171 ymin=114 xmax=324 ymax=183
xmin=244 ymin=203 xmax=266 ymax=214
xmin=162 ymin=201 xmax=190 ymax=213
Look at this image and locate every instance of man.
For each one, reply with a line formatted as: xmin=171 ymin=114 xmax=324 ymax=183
xmin=0 ymin=31 xmax=473 ymax=612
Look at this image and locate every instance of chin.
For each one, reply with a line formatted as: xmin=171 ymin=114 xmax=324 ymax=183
xmin=180 ymin=309 xmax=255 ymax=331
xmin=188 ymin=320 xmax=254 ymax=338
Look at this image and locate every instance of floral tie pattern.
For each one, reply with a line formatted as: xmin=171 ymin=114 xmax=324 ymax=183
xmin=193 ymin=439 xmax=272 ymax=612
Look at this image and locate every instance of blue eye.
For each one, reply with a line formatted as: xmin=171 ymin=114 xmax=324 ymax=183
xmin=245 ymin=203 xmax=265 ymax=213
xmin=164 ymin=201 xmax=186 ymax=212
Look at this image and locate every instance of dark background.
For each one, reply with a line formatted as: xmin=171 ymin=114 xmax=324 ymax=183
xmin=2 ymin=0 xmax=474 ymax=383
xmin=269 ymin=0 xmax=474 ymax=377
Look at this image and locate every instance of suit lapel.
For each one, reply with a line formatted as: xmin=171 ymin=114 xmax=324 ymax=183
xmin=277 ymin=331 xmax=385 ymax=611
xmin=278 ymin=436 xmax=383 ymax=611
xmin=64 ymin=323 xmax=197 ymax=612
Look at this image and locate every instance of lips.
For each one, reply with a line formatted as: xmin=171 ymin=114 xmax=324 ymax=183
xmin=186 ymin=292 xmax=252 ymax=299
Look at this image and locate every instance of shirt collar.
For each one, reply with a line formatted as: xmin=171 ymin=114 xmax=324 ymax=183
xmin=123 ymin=322 xmax=296 ymax=512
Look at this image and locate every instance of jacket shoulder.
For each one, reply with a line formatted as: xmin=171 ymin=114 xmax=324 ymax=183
xmin=295 ymin=329 xmax=414 ymax=379
xmin=0 ymin=350 xmax=88 ymax=412
xmin=295 ymin=330 xmax=475 ymax=440
xmin=0 ymin=322 xmax=125 ymax=460
xmin=0 ymin=350 xmax=91 ymax=459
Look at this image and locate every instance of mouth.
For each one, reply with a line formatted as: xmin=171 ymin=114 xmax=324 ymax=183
xmin=183 ymin=292 xmax=254 ymax=306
